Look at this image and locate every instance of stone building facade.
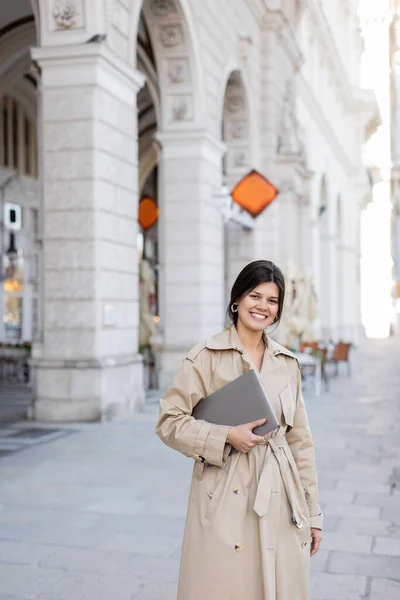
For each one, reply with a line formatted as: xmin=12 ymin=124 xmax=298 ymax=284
xmin=0 ymin=0 xmax=378 ymax=421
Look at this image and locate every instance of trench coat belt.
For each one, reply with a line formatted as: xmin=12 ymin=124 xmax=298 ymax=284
xmin=253 ymin=434 xmax=304 ymax=529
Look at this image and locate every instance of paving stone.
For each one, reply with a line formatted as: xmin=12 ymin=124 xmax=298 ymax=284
xmin=373 ymin=536 xmax=400 ymax=557
xmin=0 ymin=564 xmax=65 ymax=598
xmin=0 ymin=596 xmax=31 ymax=600
xmin=381 ymin=507 xmax=400 ymax=523
xmin=335 ymin=481 xmax=392 ymax=495
xmin=329 ymin=551 xmax=400 ymax=579
xmin=322 ymin=503 xmax=380 ymax=519
xmin=369 ymin=578 xmax=400 ymax=600
xmin=319 ymin=490 xmax=355 ymax=505
xmin=96 ymin=530 xmax=182 ymax=558
xmin=80 ymin=499 xmax=147 ymax=515
xmin=310 ymin=572 xmax=367 ymax=599
xmin=310 ymin=549 xmax=330 ymax=573
xmin=321 ymin=532 xmax=373 ymax=554
xmin=0 ymin=540 xmax=57 ymax=566
xmin=354 ymin=492 xmax=400 ymax=508
xmin=36 ymin=571 xmax=142 ymax=600
xmin=133 ymin=583 xmax=178 ymax=600
xmin=335 ymin=518 xmax=392 ymax=536
xmin=38 ymin=547 xmax=133 ymax=576
xmin=317 ymin=478 xmax=338 ymax=491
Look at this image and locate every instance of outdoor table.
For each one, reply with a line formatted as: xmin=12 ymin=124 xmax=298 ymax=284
xmin=294 ymin=351 xmax=322 ymax=397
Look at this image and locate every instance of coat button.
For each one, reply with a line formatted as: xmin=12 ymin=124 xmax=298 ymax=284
xmin=208 ymin=491 xmax=213 ymax=499
xmin=302 ymin=541 xmax=307 ymax=548
xmin=233 ymin=486 xmax=241 ymax=494
xmin=234 ymin=543 xmax=243 ymax=552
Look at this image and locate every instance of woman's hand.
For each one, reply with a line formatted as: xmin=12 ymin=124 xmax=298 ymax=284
xmin=310 ymin=528 xmax=322 ymax=556
xmin=227 ymin=419 xmax=267 ymax=453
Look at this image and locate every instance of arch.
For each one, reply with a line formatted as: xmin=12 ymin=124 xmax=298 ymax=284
xmin=218 ymin=64 xmax=258 ymax=173
xmin=0 ymin=20 xmax=37 ymax=94
xmin=221 ymin=70 xmax=251 ymax=189
xmin=130 ymin=0 xmax=204 ymax=129
xmin=221 ymin=70 xmax=254 ymax=304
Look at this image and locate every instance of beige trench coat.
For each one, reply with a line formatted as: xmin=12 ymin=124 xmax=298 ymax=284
xmin=156 ymin=325 xmax=323 ymax=600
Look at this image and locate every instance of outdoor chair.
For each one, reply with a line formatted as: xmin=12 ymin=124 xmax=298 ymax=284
xmin=329 ymin=342 xmax=351 ymax=376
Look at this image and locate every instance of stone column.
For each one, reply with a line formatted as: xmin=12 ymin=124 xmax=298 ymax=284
xmin=319 ymin=232 xmax=338 ymax=339
xmin=155 ymin=130 xmax=225 ymax=388
xmin=31 ymin=44 xmax=145 ymax=421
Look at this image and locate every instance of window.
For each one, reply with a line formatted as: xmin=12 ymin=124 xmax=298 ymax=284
xmin=3 ymin=254 xmax=24 ymax=341
xmin=1 ymin=95 xmax=37 ymax=177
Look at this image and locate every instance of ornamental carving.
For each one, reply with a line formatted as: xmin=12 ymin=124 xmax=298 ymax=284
xmin=160 ymin=24 xmax=183 ymax=47
xmin=230 ymin=121 xmax=247 ymax=139
xmin=171 ymin=97 xmax=192 ymax=121
xmin=225 ymin=96 xmax=243 ymax=114
xmin=167 ymin=59 xmax=189 ymax=84
xmin=225 ymin=79 xmax=245 ymax=114
xmin=151 ymin=0 xmax=177 ymax=17
xmin=277 ymin=82 xmax=302 ymax=156
xmin=234 ymin=150 xmax=247 ymax=167
xmin=52 ymin=0 xmax=79 ymax=29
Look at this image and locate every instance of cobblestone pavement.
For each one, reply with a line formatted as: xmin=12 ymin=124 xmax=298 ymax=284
xmin=0 ymin=337 xmax=400 ymax=600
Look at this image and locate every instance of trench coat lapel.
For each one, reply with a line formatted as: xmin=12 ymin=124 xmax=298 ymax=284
xmin=260 ymin=348 xmax=295 ymax=403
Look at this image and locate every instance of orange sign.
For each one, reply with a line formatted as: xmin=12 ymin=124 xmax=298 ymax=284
xmin=138 ymin=197 xmax=159 ymax=230
xmin=231 ymin=169 xmax=279 ymax=217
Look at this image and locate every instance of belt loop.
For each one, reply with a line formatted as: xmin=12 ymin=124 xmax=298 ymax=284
xmin=194 ymin=460 xmax=205 ymax=480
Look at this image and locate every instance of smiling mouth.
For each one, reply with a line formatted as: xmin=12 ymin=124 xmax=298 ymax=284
xmin=249 ymin=312 xmax=268 ymax=321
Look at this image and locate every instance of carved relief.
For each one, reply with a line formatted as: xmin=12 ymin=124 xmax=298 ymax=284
xmin=225 ymin=79 xmax=245 ymax=114
xmin=225 ymin=96 xmax=243 ymax=114
xmin=234 ymin=150 xmax=247 ymax=167
xmin=277 ymin=82 xmax=302 ymax=156
xmin=167 ymin=59 xmax=189 ymax=84
xmin=230 ymin=121 xmax=247 ymax=139
xmin=160 ymin=24 xmax=183 ymax=47
xmin=151 ymin=0 xmax=177 ymax=17
xmin=171 ymin=96 xmax=192 ymax=121
xmin=52 ymin=0 xmax=81 ymax=30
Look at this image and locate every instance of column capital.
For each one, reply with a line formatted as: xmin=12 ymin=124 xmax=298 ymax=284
xmin=31 ymin=43 xmax=145 ymax=92
xmin=156 ymin=129 xmax=226 ymax=164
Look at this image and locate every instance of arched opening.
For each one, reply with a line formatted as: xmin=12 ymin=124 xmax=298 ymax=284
xmin=135 ymin=0 xmax=202 ymax=389
xmin=136 ymin=10 xmax=159 ymax=391
xmin=0 ymin=2 xmax=39 ymax=410
xmin=221 ymin=70 xmax=253 ymax=304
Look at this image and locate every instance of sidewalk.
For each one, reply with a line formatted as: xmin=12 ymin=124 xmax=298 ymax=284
xmin=0 ymin=337 xmax=399 ymax=599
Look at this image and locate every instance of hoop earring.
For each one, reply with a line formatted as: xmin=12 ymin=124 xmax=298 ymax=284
xmin=231 ymin=302 xmax=238 ymax=313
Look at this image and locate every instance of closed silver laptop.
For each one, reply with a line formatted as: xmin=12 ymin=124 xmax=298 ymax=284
xmin=192 ymin=369 xmax=279 ymax=436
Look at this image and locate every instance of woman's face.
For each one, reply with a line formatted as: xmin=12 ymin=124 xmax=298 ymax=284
xmin=236 ymin=281 xmax=280 ymax=333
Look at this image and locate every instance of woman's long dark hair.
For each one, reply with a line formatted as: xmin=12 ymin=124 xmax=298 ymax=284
xmin=227 ymin=260 xmax=285 ymax=327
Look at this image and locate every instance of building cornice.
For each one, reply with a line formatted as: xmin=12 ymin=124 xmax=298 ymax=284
xmin=31 ymin=43 xmax=145 ymax=91
xmin=307 ymin=0 xmax=358 ymax=108
xmin=263 ymin=8 xmax=303 ymax=69
xmin=298 ymin=73 xmax=353 ymax=174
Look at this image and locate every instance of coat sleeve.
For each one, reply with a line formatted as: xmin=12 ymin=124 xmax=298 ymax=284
xmin=155 ymin=352 xmax=231 ymax=468
xmin=286 ymin=366 xmax=323 ymax=529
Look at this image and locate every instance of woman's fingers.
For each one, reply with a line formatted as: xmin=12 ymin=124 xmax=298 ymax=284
xmin=251 ymin=434 xmax=266 ymax=445
xmin=310 ymin=528 xmax=323 ymax=556
xmin=248 ymin=418 xmax=266 ymax=430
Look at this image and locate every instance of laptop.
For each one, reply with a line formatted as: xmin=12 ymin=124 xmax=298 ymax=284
xmin=192 ymin=369 xmax=279 ymax=436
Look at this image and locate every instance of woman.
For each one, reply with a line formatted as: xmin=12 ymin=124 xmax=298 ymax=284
xmin=156 ymin=260 xmax=323 ymax=600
